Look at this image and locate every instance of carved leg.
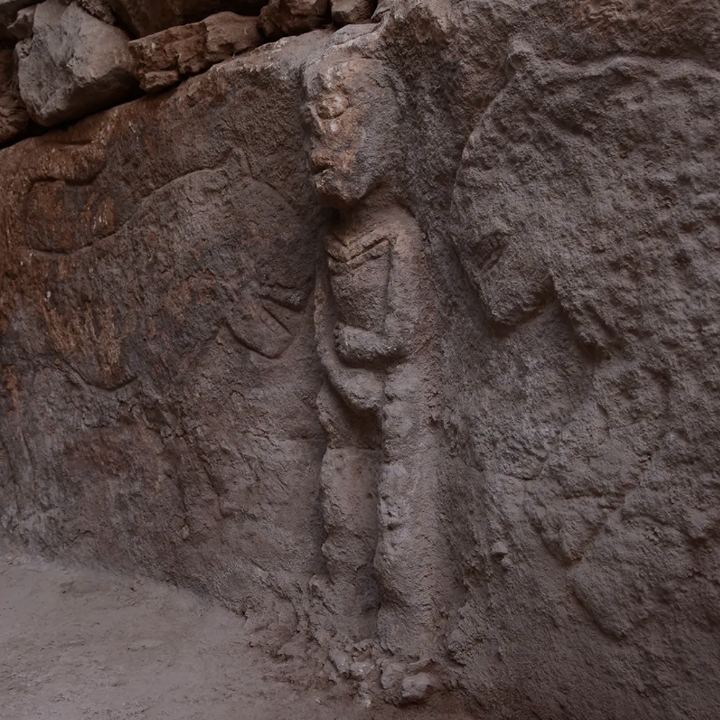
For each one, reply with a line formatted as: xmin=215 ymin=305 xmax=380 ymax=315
xmin=315 ymin=380 xmax=381 ymax=640
xmin=375 ymin=362 xmax=446 ymax=659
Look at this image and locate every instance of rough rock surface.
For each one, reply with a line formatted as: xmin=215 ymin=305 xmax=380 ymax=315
xmin=259 ymin=0 xmax=328 ymax=41
xmin=109 ymin=0 xmax=269 ymax=38
xmin=0 ymin=0 xmax=36 ymax=26
xmin=6 ymin=4 xmax=34 ymax=39
xmin=2 ymin=1 xmax=720 ymax=719
xmin=331 ymin=0 xmax=374 ymax=27
xmin=16 ymin=0 xmax=137 ymax=126
xmin=0 ymin=47 xmax=27 ymax=143
xmin=76 ymin=0 xmax=116 ymax=24
xmin=129 ymin=12 xmax=262 ymax=93
xmin=1 ymin=29 xmax=330 ymax=647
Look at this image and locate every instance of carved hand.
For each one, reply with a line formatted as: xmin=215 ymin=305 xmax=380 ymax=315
xmin=335 ymin=323 xmax=388 ymax=365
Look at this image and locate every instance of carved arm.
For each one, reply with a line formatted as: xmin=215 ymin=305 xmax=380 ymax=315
xmin=335 ymin=223 xmax=427 ymax=365
xmin=315 ymin=267 xmax=383 ymax=412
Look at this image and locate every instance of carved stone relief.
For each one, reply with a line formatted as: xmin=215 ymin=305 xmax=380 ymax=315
xmin=302 ymin=45 xmax=450 ymax=668
xmin=0 ymin=36 xmax=329 ymax=642
xmin=448 ymin=40 xmax=720 ymax=716
xmin=1 ymin=1 xmax=720 ymax=717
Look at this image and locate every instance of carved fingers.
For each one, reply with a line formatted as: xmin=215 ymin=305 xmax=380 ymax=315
xmin=335 ymin=322 xmax=390 ymax=365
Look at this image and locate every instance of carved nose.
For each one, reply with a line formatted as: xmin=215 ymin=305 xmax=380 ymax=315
xmin=309 ymin=151 xmax=333 ymax=172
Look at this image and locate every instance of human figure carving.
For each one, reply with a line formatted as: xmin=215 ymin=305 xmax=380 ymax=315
xmin=303 ymin=51 xmax=447 ymax=659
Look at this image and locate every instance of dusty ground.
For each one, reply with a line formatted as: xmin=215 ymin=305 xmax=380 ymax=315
xmin=0 ymin=545 xmax=476 ymax=720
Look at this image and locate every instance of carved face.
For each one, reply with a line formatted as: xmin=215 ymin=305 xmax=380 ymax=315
xmin=303 ymin=59 xmax=400 ymax=208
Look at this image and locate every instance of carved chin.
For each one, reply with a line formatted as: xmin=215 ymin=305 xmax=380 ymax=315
xmin=311 ymin=171 xmax=366 ymax=207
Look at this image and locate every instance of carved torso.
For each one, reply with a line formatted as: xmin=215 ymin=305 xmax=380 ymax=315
xmin=326 ymin=225 xmax=392 ymax=334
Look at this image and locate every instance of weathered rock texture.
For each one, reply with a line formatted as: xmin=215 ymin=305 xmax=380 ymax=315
xmin=2 ymin=1 xmax=720 ymax=718
xmin=259 ymin=0 xmax=328 ymax=41
xmin=129 ymin=12 xmax=262 ymax=93
xmin=76 ymin=0 xmax=116 ymax=25
xmin=330 ymin=0 xmax=374 ymax=27
xmin=6 ymin=4 xmax=34 ymax=39
xmin=0 ymin=47 xmax=27 ymax=143
xmin=0 ymin=0 xmax=36 ymax=26
xmin=1 ymin=31 xmax=327 ymax=639
xmin=109 ymin=0 xmax=269 ymax=38
xmin=16 ymin=0 xmax=137 ymax=126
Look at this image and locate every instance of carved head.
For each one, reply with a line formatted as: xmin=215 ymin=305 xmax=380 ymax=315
xmin=452 ymin=49 xmax=720 ymax=349
xmin=302 ymin=57 xmax=403 ymax=208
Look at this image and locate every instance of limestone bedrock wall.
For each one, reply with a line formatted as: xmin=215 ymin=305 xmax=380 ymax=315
xmin=2 ymin=1 xmax=720 ymax=719
xmin=0 ymin=32 xmax=329 ymax=635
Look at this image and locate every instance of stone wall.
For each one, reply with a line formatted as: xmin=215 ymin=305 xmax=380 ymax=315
xmin=2 ymin=1 xmax=720 ymax=718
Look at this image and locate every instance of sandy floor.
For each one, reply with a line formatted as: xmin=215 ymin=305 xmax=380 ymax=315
xmin=0 ymin=548 xmax=476 ymax=720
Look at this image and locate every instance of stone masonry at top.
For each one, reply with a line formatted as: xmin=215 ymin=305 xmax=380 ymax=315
xmin=0 ymin=0 xmax=377 ymax=143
